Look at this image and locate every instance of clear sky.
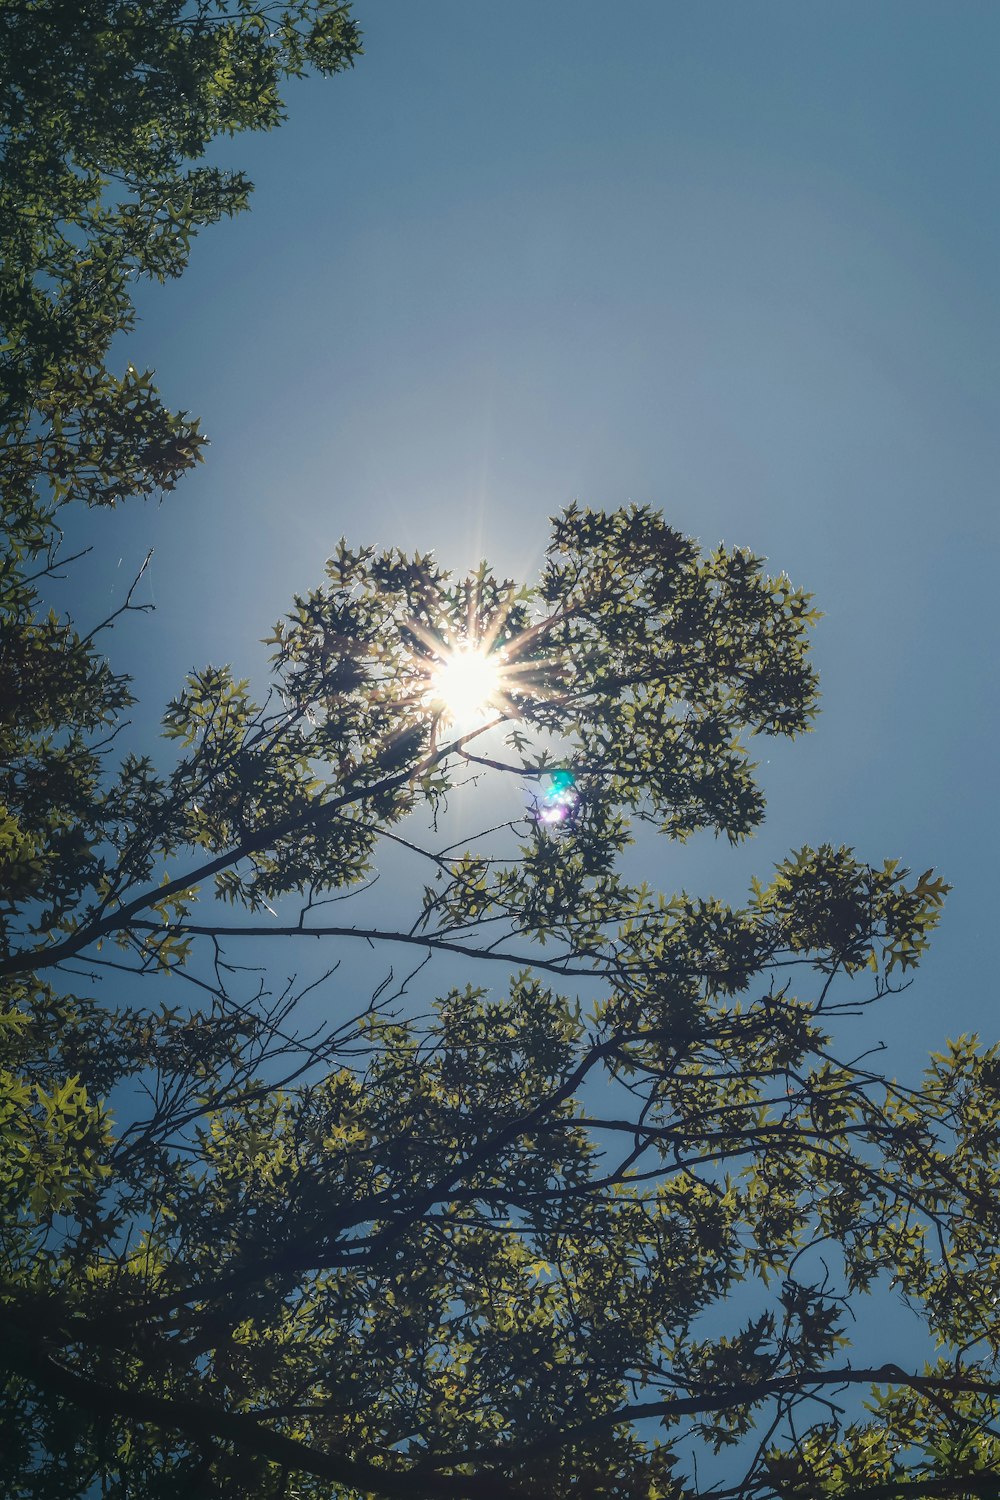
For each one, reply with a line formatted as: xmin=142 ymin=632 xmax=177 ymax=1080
xmin=67 ymin=0 xmax=998 ymax=1478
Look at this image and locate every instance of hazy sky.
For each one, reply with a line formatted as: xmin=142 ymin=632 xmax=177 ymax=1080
xmin=69 ymin=0 xmax=998 ymax=1476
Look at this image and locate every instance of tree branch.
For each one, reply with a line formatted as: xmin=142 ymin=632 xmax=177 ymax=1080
xmin=420 ymin=1363 xmax=1000 ymax=1468
xmin=128 ymin=919 xmax=611 ymax=980
xmin=0 ymin=1317 xmax=521 ymax=1500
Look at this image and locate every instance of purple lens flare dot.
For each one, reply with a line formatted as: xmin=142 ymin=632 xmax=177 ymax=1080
xmin=532 ymin=770 xmax=580 ymax=830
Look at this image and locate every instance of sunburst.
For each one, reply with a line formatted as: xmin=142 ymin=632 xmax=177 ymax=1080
xmin=404 ymin=590 xmax=568 ymax=741
xmin=425 ymin=643 xmax=507 ymax=731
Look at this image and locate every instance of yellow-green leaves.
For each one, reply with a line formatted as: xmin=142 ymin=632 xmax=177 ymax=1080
xmin=4 ymin=465 xmax=985 ymax=1500
xmin=750 ymin=843 xmax=951 ymax=976
xmin=0 ymin=802 xmax=46 ymax=902
xmin=0 ymin=1061 xmax=112 ymax=1228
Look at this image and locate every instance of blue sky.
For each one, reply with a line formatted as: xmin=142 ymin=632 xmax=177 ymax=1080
xmin=90 ymin=0 xmax=998 ymax=1058
xmin=66 ymin=0 xmax=998 ymax=1479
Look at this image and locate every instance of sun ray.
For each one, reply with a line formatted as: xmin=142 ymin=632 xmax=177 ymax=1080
xmin=426 ymin=644 xmax=505 ymax=729
xmin=399 ymin=583 xmax=577 ymax=748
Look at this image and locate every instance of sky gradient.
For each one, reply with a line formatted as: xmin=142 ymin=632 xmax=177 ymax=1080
xmin=64 ymin=1 xmax=999 ymax=1477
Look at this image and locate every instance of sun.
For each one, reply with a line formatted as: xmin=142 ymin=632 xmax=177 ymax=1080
xmin=404 ymin=583 xmax=570 ymax=743
xmin=425 ymin=643 xmax=505 ymax=731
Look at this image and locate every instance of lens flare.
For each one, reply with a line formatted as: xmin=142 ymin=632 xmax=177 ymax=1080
xmin=534 ymin=770 xmax=579 ymax=831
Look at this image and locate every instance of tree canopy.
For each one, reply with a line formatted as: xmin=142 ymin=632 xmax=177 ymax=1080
xmin=0 ymin=0 xmax=360 ymax=511
xmin=3 ymin=7 xmax=1000 ymax=1500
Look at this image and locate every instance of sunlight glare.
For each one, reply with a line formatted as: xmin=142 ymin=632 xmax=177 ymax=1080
xmin=427 ymin=645 xmax=504 ymax=730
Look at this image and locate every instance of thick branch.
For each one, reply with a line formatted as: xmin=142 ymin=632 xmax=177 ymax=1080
xmin=11 ymin=1322 xmax=996 ymax=1500
xmin=0 ymin=1318 xmax=517 ymax=1500
xmin=423 ymin=1364 xmax=1000 ymax=1467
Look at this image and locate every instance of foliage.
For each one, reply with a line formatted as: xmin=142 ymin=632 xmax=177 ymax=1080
xmin=4 ymin=8 xmax=1000 ymax=1500
xmin=4 ymin=487 xmax=1000 ymax=1499
xmin=0 ymin=0 xmax=361 ymax=511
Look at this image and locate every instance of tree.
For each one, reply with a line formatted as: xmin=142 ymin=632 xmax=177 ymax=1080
xmin=0 ymin=0 xmax=361 ymax=513
xmin=4 ymin=491 xmax=1000 ymax=1499
xmin=0 ymin=0 xmax=362 ymax=1004
xmin=4 ymin=9 xmax=1000 ymax=1500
